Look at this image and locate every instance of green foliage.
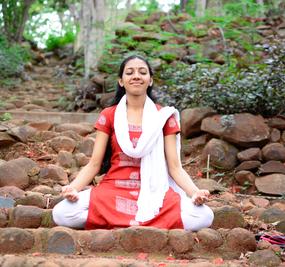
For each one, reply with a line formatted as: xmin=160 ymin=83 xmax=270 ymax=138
xmin=0 ymin=35 xmax=31 ymax=78
xmin=0 ymin=112 xmax=12 ymax=121
xmin=45 ymin=30 xmax=75 ymax=51
xmin=156 ymin=41 xmax=285 ymax=117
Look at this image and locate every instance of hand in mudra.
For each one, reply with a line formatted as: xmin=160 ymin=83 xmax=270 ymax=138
xmin=192 ymin=189 xmax=210 ymax=206
xmin=61 ymin=185 xmax=79 ymax=202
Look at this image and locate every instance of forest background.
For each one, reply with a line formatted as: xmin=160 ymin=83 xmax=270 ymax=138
xmin=0 ymin=0 xmax=284 ymax=118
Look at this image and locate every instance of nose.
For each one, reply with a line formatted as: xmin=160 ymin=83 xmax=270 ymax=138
xmin=133 ymin=70 xmax=141 ymax=79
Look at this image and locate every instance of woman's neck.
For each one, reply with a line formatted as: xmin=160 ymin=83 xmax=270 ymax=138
xmin=125 ymin=94 xmax=146 ymax=110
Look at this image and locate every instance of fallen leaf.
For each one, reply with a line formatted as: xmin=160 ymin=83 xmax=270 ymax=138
xmin=213 ymin=257 xmax=224 ymax=264
xmin=137 ymin=252 xmax=148 ymax=260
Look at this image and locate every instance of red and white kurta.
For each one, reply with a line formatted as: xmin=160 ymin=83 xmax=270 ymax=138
xmin=85 ymin=105 xmax=184 ymax=230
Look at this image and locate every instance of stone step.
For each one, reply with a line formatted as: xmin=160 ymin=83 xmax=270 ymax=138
xmin=0 ymin=110 xmax=98 ymax=124
xmin=0 ymin=226 xmax=256 ymax=261
xmin=0 ymin=253 xmax=243 ymax=267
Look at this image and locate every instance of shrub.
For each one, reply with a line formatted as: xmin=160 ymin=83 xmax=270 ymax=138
xmin=156 ymin=41 xmax=285 ymax=117
xmin=45 ymin=30 xmax=75 ymax=51
xmin=0 ymin=35 xmax=31 ymax=78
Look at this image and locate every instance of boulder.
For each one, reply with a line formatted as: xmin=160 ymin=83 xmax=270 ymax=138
xmin=262 ymin=143 xmax=285 ymax=162
xmin=248 ymin=249 xmax=281 ymax=267
xmin=201 ymin=113 xmax=270 ymax=147
xmin=212 ymin=206 xmax=244 ymax=229
xmin=181 ymin=107 xmax=216 ymax=138
xmin=255 ymin=174 xmax=285 ymax=195
xmin=237 ymin=147 xmax=262 ymax=161
xmin=202 ymin=138 xmax=238 ymax=170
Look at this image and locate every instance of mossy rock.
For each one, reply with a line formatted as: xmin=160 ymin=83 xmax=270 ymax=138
xmin=115 ymin=22 xmax=142 ymax=37
xmin=97 ymin=53 xmax=121 ymax=74
xmin=136 ymin=41 xmax=162 ymax=55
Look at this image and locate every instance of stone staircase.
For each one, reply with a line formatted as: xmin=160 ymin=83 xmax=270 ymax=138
xmin=0 ymin=110 xmax=284 ymax=266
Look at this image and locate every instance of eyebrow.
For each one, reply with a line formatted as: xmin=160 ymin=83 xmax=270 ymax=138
xmin=125 ymin=67 xmax=148 ymax=71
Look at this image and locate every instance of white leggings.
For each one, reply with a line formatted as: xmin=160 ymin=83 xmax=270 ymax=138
xmin=52 ymin=188 xmax=214 ymax=231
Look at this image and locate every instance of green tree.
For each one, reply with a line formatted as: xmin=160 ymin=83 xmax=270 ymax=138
xmin=0 ymin=0 xmax=36 ymax=43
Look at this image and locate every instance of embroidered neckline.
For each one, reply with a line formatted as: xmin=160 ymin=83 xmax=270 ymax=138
xmin=128 ymin=124 xmax=142 ymax=132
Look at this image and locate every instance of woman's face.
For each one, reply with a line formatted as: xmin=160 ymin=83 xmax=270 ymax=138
xmin=119 ymin=58 xmax=153 ymax=97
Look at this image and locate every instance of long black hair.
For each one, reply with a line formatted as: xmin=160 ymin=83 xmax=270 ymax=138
xmin=99 ymin=55 xmax=156 ymax=175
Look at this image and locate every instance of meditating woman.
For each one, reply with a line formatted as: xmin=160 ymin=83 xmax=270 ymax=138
xmin=52 ymin=55 xmax=214 ymax=231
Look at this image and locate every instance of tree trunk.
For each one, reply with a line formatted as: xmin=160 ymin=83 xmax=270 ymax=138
xmin=195 ymin=0 xmax=207 ymax=17
xmin=81 ymin=0 xmax=105 ymax=79
xmin=2 ymin=0 xmax=36 ymax=43
xmin=207 ymin=0 xmax=223 ymax=16
xmin=180 ymin=0 xmax=188 ymax=12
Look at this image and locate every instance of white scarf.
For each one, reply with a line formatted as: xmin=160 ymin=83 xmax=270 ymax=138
xmin=114 ymin=95 xmax=186 ymax=222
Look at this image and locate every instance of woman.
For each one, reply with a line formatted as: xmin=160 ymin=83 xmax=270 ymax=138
xmin=52 ymin=55 xmax=214 ymax=231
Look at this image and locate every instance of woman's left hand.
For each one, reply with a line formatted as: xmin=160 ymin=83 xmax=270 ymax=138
xmin=192 ymin=190 xmax=210 ymax=206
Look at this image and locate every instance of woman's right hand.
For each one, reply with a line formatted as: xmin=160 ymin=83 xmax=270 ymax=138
xmin=61 ymin=185 xmax=79 ymax=202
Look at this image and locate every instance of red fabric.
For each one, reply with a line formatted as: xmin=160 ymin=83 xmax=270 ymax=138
xmin=85 ymin=104 xmax=183 ymax=230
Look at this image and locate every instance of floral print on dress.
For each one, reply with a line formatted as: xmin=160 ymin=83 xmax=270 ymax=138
xmin=115 ymin=196 xmax=138 ymax=215
xmin=97 ymin=114 xmax=106 ymax=125
xmin=168 ymin=117 xmax=177 ymax=128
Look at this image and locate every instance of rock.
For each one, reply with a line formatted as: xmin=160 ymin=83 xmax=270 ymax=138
xmin=74 ymin=153 xmax=90 ymax=167
xmin=194 ymin=179 xmax=226 ymax=193
xmin=237 ymin=148 xmax=262 ymax=161
xmin=248 ymin=249 xmax=281 ymax=267
xmin=0 ymin=186 xmax=25 ymax=198
xmin=0 ymin=228 xmax=34 ymax=253
xmin=8 ymin=125 xmax=38 ymax=143
xmin=202 ymin=138 xmax=238 ymax=170
xmin=212 ymin=206 xmax=245 ymax=229
xmin=259 ymin=208 xmax=285 ymax=223
xmin=89 ymin=230 xmax=116 ymax=252
xmin=22 ymin=103 xmax=46 ymax=111
xmin=258 ymin=161 xmax=285 ymax=175
xmin=78 ymin=137 xmax=95 ymax=157
xmin=262 ymin=143 xmax=285 ymax=162
xmin=270 ymin=128 xmax=281 ymax=142
xmin=11 ymin=157 xmax=38 ymax=174
xmin=196 ymin=228 xmax=223 ymax=250
xmin=181 ymin=107 xmax=216 ymax=138
xmin=201 ymin=113 xmax=270 ymax=147
xmin=250 ymin=197 xmax=270 ymax=208
xmin=0 ymin=196 xmax=15 ymax=208
xmin=276 ymin=220 xmax=285 ymax=234
xmin=182 ymin=134 xmax=208 ymax=156
xmin=0 ymin=209 xmax=8 ymax=227
xmin=10 ymin=205 xmax=44 ymax=228
xmin=35 ymin=130 xmax=59 ymax=141
xmin=81 ymin=259 xmax=121 ymax=267
xmin=118 ymin=226 xmax=167 ymax=252
xmin=168 ymin=229 xmax=194 ymax=253
xmin=15 ymin=191 xmax=46 ymax=208
xmin=57 ymin=151 xmax=75 ymax=168
xmin=267 ymin=117 xmax=285 ymax=130
xmin=47 ymin=227 xmax=76 ymax=254
xmin=27 ymin=121 xmax=53 ymax=131
xmin=271 ymin=202 xmax=285 ymax=212
xmin=247 ymin=207 xmax=266 ymax=219
xmin=100 ymin=92 xmax=116 ymax=108
xmin=60 ymin=130 xmax=83 ymax=142
xmin=49 ymin=136 xmax=76 ymax=153
xmin=55 ymin=123 xmax=93 ymax=136
xmin=0 ymin=132 xmax=16 ymax=147
xmin=234 ymin=170 xmax=255 ymax=186
xmin=255 ymin=174 xmax=285 ymax=195
xmin=0 ymin=160 xmax=29 ymax=189
xmin=235 ymin=160 xmax=261 ymax=171
xmin=40 ymin=164 xmax=69 ymax=185
xmin=226 ymin=228 xmax=256 ymax=253
xmin=31 ymin=185 xmax=56 ymax=195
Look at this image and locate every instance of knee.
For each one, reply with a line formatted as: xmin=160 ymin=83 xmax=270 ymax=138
xmin=202 ymin=205 xmax=214 ymax=228
xmin=52 ymin=201 xmax=65 ymax=226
